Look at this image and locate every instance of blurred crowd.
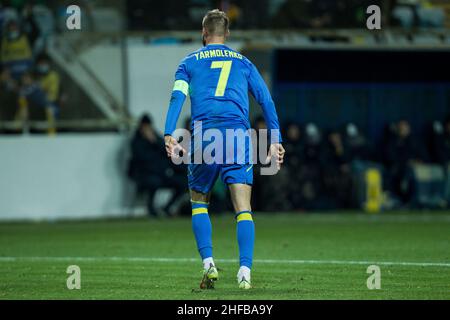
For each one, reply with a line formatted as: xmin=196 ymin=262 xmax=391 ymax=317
xmin=127 ymin=0 xmax=448 ymax=30
xmin=128 ymin=113 xmax=450 ymax=217
xmin=0 ymin=0 xmax=61 ymax=133
xmin=2 ymin=0 xmax=447 ymax=35
xmin=253 ymin=117 xmax=450 ymax=212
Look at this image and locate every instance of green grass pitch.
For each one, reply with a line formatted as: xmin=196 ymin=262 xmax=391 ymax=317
xmin=0 ymin=212 xmax=449 ymax=300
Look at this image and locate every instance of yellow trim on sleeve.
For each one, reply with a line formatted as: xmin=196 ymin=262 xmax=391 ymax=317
xmin=236 ymin=213 xmax=253 ymax=222
xmin=192 ymin=208 xmax=208 ymax=216
xmin=173 ymin=79 xmax=189 ymax=96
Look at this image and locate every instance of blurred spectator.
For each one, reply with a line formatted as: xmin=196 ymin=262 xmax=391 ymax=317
xmin=0 ymin=2 xmax=19 ymax=37
xmin=324 ymin=130 xmax=351 ymax=166
xmin=392 ymin=0 xmax=445 ymax=28
xmin=344 ymin=123 xmax=371 ymax=162
xmin=222 ymin=1 xmax=243 ymax=28
xmin=17 ymin=70 xmax=55 ymax=133
xmin=251 ymin=115 xmax=290 ymax=211
xmin=296 ymin=123 xmax=327 ymax=210
xmin=271 ymin=0 xmax=379 ymax=29
xmin=35 ymin=53 xmax=60 ymax=119
xmin=0 ymin=19 xmax=34 ymax=80
xmin=284 ymin=122 xmax=302 ymax=169
xmin=425 ymin=120 xmax=443 ymax=164
xmin=384 ymin=120 xmax=425 ymax=204
xmin=284 ymin=122 xmax=303 ymax=209
xmin=322 ymin=130 xmax=353 ymax=208
xmin=432 ymin=117 xmax=450 ymax=166
xmin=19 ymin=70 xmax=48 ymax=107
xmin=303 ymin=123 xmax=323 ymax=165
xmin=128 ymin=114 xmax=186 ymax=217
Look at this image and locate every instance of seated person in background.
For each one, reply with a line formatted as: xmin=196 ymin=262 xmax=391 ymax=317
xmin=251 ymin=115 xmax=291 ymax=211
xmin=297 ymin=123 xmax=327 ymax=210
xmin=322 ymin=130 xmax=353 ymax=208
xmin=324 ymin=130 xmax=350 ymax=166
xmin=433 ymin=116 xmax=450 ymax=167
xmin=35 ymin=53 xmax=60 ymax=118
xmin=384 ymin=119 xmax=425 ymax=204
xmin=344 ymin=123 xmax=372 ymax=162
xmin=284 ymin=122 xmax=303 ymax=168
xmin=303 ymin=123 xmax=323 ymax=166
xmin=0 ymin=19 xmax=33 ymax=80
xmin=17 ymin=71 xmax=55 ymax=134
xmin=128 ymin=114 xmax=186 ymax=217
xmin=284 ymin=122 xmax=304 ymax=209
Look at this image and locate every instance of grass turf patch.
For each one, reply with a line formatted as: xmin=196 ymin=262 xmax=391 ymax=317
xmin=0 ymin=212 xmax=449 ymax=299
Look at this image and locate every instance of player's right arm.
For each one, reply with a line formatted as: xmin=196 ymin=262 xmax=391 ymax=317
xmin=164 ymin=60 xmax=189 ymax=158
xmin=247 ymin=63 xmax=285 ymax=169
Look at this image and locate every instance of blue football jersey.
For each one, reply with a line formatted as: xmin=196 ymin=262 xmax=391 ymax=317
xmin=165 ymin=43 xmax=281 ymax=141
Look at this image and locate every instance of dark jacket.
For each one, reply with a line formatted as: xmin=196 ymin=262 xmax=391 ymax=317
xmin=385 ymin=135 xmax=425 ymax=168
xmin=128 ymin=131 xmax=167 ymax=183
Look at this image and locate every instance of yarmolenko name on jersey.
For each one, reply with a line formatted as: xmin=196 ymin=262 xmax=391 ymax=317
xmin=193 ymin=49 xmax=243 ymax=61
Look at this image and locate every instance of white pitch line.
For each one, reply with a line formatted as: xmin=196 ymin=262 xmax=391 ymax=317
xmin=0 ymin=256 xmax=449 ymax=268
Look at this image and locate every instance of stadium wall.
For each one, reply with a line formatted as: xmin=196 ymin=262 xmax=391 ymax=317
xmin=127 ymin=43 xmax=197 ymax=133
xmin=273 ymin=48 xmax=450 ymax=141
xmin=0 ymin=134 xmax=133 ymax=221
xmin=79 ymin=44 xmax=125 ymax=108
xmin=127 ymin=41 xmax=243 ymax=133
xmin=68 ymin=42 xmax=201 ymax=130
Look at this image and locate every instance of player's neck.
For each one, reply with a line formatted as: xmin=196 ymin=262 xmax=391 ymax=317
xmin=205 ymin=37 xmax=225 ymax=46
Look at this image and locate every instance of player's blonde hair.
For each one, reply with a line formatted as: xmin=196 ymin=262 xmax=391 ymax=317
xmin=202 ymin=9 xmax=229 ymax=37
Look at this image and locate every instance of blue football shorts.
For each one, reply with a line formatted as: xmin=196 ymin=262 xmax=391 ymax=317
xmin=187 ymin=126 xmax=254 ymax=194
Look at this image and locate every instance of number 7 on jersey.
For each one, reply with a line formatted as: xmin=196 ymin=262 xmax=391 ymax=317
xmin=211 ymin=60 xmax=232 ymax=97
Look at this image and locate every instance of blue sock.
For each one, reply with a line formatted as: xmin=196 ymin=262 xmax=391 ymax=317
xmin=191 ymin=201 xmax=213 ymax=260
xmin=236 ymin=211 xmax=255 ymax=269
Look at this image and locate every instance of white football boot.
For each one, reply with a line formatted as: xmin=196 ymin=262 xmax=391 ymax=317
xmin=237 ymin=266 xmax=251 ymax=289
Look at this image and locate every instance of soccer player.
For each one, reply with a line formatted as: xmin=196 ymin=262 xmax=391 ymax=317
xmin=164 ymin=9 xmax=285 ymax=290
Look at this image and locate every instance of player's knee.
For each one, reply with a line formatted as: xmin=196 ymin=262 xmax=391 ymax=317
xmin=234 ymin=204 xmax=252 ymax=214
xmin=190 ymin=189 xmax=209 ymax=203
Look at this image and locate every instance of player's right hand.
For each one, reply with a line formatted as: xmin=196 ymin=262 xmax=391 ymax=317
xmin=164 ymin=135 xmax=186 ymax=159
xmin=266 ymin=143 xmax=285 ymax=170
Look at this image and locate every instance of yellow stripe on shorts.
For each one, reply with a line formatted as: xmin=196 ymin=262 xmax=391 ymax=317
xmin=236 ymin=213 xmax=253 ymax=222
xmin=192 ymin=208 xmax=208 ymax=216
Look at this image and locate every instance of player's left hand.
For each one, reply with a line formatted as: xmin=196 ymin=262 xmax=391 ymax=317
xmin=164 ymin=135 xmax=186 ymax=159
xmin=266 ymin=143 xmax=285 ymax=170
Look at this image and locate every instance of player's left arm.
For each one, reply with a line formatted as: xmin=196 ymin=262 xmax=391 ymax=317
xmin=247 ymin=63 xmax=285 ymax=168
xmin=164 ymin=61 xmax=189 ymax=158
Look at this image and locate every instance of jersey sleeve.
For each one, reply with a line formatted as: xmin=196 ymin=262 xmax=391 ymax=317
xmin=247 ymin=63 xmax=283 ymax=143
xmin=164 ymin=59 xmax=190 ymax=136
